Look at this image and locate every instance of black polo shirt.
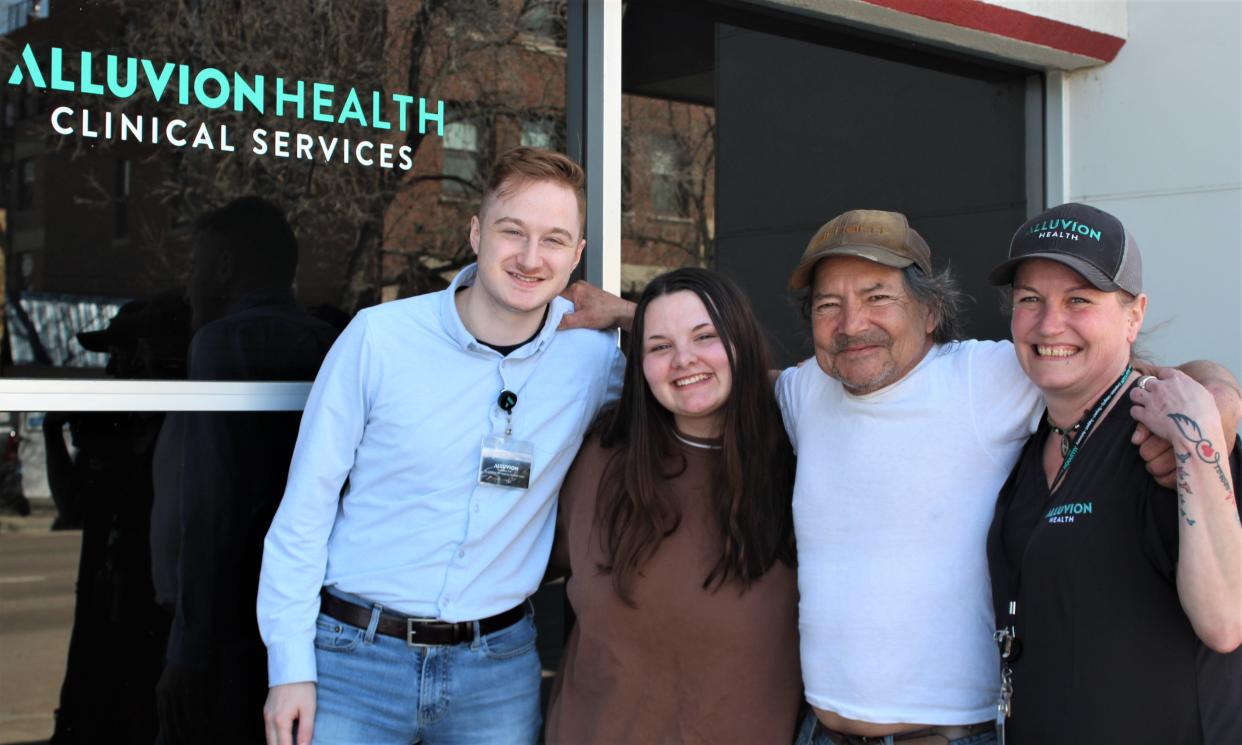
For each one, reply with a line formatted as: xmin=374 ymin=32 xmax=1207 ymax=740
xmin=988 ymin=400 xmax=1242 ymax=744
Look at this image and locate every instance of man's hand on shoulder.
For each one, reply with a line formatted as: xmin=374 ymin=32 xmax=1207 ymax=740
xmin=558 ymin=280 xmax=635 ymax=333
xmin=264 ymin=682 xmax=316 ymax=745
xmin=1132 ymin=421 xmax=1177 ymax=488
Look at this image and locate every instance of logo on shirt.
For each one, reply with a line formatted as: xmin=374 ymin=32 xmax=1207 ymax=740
xmin=1045 ymin=501 xmax=1093 ymax=524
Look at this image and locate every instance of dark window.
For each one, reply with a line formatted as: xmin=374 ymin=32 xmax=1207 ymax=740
xmin=114 ymin=159 xmax=130 ymax=240
xmin=520 ymin=0 xmax=566 ymax=46
xmin=621 ymin=126 xmax=633 ymax=214
xmin=649 ymin=136 xmax=685 ymax=215
xmin=519 ymin=117 xmax=561 ymax=150
xmin=17 ymin=158 xmax=35 ymax=210
xmin=442 ymin=113 xmax=483 ymax=197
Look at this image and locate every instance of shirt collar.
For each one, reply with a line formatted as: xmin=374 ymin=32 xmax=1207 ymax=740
xmin=440 ymin=263 xmax=571 ymax=358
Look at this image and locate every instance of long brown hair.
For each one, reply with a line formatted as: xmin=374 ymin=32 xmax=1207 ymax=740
xmin=593 ymin=267 xmax=795 ymax=605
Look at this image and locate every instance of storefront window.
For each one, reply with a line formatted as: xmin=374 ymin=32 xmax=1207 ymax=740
xmin=0 ymin=2 xmax=572 ymax=740
xmin=1 ymin=0 xmax=571 ymax=379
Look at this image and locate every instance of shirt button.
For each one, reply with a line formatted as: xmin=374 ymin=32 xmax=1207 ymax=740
xmin=473 ymin=504 xmax=480 ymax=513
xmin=458 ymin=549 xmax=466 ymax=559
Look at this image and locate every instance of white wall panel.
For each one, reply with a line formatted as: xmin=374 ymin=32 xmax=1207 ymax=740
xmin=1063 ymin=1 xmax=1242 ymax=380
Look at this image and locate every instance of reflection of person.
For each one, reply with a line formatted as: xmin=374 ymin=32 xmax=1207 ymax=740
xmin=154 ymin=196 xmax=338 ymax=745
xmin=562 ymin=209 xmax=1239 ymax=745
xmin=48 ymin=289 xmax=191 ymax=745
xmin=985 ymin=203 xmax=1242 ymax=743
xmin=258 ymin=148 xmax=624 ymax=745
xmin=544 ymin=268 xmax=801 ymax=744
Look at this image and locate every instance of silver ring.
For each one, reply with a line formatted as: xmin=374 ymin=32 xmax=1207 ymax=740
xmin=1136 ymin=375 xmax=1156 ymax=391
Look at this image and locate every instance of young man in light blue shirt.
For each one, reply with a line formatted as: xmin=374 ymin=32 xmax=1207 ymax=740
xmin=258 ymin=147 xmax=624 ymax=745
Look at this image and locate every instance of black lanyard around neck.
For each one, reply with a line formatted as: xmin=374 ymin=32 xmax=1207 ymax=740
xmin=1047 ymin=365 xmax=1133 ymax=493
xmin=994 ymin=363 xmax=1134 ymax=729
xmin=1001 ymin=364 xmax=1133 ymax=639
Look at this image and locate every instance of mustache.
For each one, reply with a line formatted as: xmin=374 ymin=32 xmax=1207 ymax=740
xmin=831 ymin=331 xmax=891 ymax=353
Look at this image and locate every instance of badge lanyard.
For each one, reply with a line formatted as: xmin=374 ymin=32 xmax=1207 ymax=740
xmin=478 ymin=389 xmax=534 ymax=490
xmin=993 ymin=364 xmax=1132 ymax=743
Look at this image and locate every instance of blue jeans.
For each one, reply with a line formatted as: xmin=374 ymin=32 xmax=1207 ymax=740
xmin=310 ymin=596 xmax=541 ymax=745
xmin=794 ymin=710 xmax=997 ymax=745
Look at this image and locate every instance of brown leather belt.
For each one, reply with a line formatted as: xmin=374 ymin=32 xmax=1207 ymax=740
xmin=319 ymin=589 xmax=525 ymax=646
xmin=822 ymin=721 xmax=994 ymax=744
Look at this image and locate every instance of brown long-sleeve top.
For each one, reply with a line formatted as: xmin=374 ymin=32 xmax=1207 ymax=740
xmin=545 ymin=433 xmax=802 ymax=745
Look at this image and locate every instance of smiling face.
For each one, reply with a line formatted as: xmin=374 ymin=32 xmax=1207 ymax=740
xmin=468 ymin=177 xmax=585 ymax=321
xmin=640 ymin=290 xmax=733 ymax=438
xmin=809 ymin=256 xmax=935 ymax=395
xmin=1010 ymin=258 xmax=1146 ymax=408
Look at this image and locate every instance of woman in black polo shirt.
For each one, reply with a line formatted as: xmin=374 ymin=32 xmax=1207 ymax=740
xmin=985 ymin=203 xmax=1242 ymax=744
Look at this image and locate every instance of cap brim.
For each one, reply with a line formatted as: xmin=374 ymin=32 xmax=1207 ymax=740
xmin=789 ymin=245 xmax=915 ymax=290
xmin=988 ymin=251 xmax=1121 ymax=292
xmin=75 ymin=330 xmax=113 ymax=352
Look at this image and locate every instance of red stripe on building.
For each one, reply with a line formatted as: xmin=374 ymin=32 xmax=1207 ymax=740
xmin=862 ymin=0 xmax=1126 ymax=62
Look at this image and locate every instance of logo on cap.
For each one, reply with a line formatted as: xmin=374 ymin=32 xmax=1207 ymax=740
xmin=1026 ymin=219 xmax=1103 ymax=242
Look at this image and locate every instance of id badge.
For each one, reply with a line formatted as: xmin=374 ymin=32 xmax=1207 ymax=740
xmin=478 ymin=435 xmax=534 ymax=489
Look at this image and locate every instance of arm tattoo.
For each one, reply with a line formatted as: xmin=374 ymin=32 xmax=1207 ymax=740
xmin=1169 ymin=412 xmax=1237 ymax=511
xmin=1176 ymin=466 xmax=1197 ymax=526
xmin=1178 ymin=493 xmax=1196 ymax=527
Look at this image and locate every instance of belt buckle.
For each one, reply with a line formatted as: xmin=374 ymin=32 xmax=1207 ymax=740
xmin=406 ymin=618 xmax=438 ymax=647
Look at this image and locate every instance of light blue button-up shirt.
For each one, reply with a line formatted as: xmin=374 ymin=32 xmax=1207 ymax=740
xmin=257 ymin=265 xmax=624 ymax=685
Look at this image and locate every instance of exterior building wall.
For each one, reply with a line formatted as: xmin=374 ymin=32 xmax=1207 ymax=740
xmin=1059 ymin=0 xmax=1241 ymax=381
xmin=757 ymin=0 xmax=1127 ymax=68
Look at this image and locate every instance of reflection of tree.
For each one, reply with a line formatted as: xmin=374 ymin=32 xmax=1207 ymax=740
xmin=622 ymin=96 xmax=716 ymax=275
xmin=69 ymin=0 xmax=566 ymax=313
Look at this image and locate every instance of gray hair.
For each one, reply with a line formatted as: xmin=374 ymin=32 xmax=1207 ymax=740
xmin=901 ymin=265 xmax=967 ymax=344
xmin=797 ymin=263 xmax=968 ymax=345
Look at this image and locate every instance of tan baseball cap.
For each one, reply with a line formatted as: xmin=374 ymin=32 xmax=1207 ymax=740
xmin=788 ymin=209 xmax=933 ymax=290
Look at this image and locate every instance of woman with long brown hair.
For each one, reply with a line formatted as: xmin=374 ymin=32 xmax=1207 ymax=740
xmin=545 ymin=267 xmax=802 ymax=744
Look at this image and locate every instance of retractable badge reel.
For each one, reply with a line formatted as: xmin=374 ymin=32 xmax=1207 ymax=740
xmin=478 ymin=389 xmax=534 ymax=489
xmin=993 ymin=600 xmax=1022 ymax=745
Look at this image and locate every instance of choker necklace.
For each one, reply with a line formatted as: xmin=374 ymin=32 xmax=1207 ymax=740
xmin=1046 ymin=416 xmax=1083 ymax=458
xmin=1048 ymin=364 xmax=1133 ymax=492
xmin=673 ymin=431 xmax=722 ymax=450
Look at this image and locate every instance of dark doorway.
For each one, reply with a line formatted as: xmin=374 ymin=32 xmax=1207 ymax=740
xmin=624 ymin=0 xmax=1039 ymax=364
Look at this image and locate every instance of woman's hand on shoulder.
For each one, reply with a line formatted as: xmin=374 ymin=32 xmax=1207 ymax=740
xmin=1130 ymin=367 xmax=1222 ymax=446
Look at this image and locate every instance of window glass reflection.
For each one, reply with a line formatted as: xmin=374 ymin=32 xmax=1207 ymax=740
xmin=1 ymin=0 xmax=570 ymax=381
xmin=620 ymin=95 xmax=716 ymax=297
xmin=0 ymin=1 xmax=571 ymax=741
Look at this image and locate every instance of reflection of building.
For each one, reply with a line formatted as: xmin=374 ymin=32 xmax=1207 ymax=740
xmin=621 ymin=95 xmax=716 ymax=295
xmin=1 ymin=0 xmax=729 ymax=357
xmin=1 ymin=0 xmax=593 ymax=360
xmin=1 ymin=0 xmax=48 ymax=37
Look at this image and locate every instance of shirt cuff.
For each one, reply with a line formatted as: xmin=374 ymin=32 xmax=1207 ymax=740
xmin=266 ymin=640 xmax=318 ymax=686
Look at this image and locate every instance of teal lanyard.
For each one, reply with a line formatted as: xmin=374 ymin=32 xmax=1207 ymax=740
xmin=1049 ymin=364 xmax=1133 ymax=493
